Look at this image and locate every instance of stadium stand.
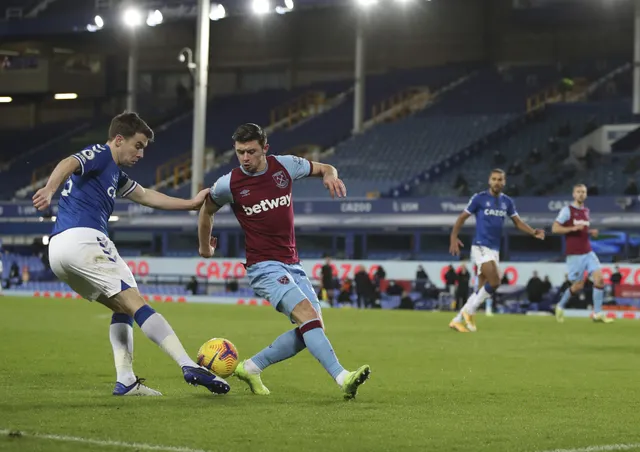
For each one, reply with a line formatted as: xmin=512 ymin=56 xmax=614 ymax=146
xmin=415 ymin=101 xmax=634 ymax=196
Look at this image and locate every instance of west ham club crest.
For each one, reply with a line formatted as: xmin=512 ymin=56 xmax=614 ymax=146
xmin=272 ymin=170 xmax=289 ymax=189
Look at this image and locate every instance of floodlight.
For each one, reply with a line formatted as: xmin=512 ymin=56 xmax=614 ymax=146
xmin=123 ymin=7 xmax=143 ymax=27
xmin=209 ymin=3 xmax=226 ymax=20
xmin=252 ymin=0 xmax=270 ymax=15
xmin=146 ymin=10 xmax=163 ymax=26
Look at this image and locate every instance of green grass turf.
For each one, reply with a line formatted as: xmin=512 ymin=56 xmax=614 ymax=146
xmin=1 ymin=296 xmax=639 ymax=452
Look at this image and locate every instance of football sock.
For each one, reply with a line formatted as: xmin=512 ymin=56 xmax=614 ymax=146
xmin=110 ymin=313 xmax=136 ymax=386
xmin=486 ymin=297 xmax=493 ymax=314
xmin=250 ymin=328 xmax=307 ymax=372
xmin=557 ymin=287 xmax=572 ymax=309
xmin=134 ymin=305 xmax=196 ymax=369
xmin=454 ymin=293 xmax=476 ymax=323
xmin=466 ymin=283 xmax=496 ymax=314
xmin=299 ymin=319 xmax=345 ymax=384
xmin=335 ymin=370 xmax=350 ymax=386
xmin=593 ymin=286 xmax=604 ymax=314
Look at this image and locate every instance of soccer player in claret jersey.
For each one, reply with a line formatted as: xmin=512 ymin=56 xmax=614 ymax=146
xmin=198 ymin=123 xmax=371 ymax=400
xmin=553 ymin=184 xmax=612 ymax=323
xmin=32 ymin=112 xmax=231 ymax=396
xmin=448 ymin=169 xmax=545 ymax=332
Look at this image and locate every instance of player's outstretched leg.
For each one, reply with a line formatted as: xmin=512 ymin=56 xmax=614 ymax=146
xmin=555 ymin=280 xmax=584 ymax=324
xmin=292 ymin=300 xmax=371 ymax=400
xmin=102 ymin=289 xmax=230 ymax=395
xmin=461 ymin=264 xmax=500 ymax=332
xmin=109 ymin=313 xmax=161 ymax=396
xmin=236 ymin=328 xmax=306 ymax=395
xmin=591 ymin=270 xmax=613 ymax=323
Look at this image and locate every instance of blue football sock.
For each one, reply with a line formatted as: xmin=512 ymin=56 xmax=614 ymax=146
xmin=593 ymin=287 xmax=604 ymax=314
xmin=557 ymin=288 xmax=572 ymax=309
xmin=300 ymin=319 xmax=345 ymax=380
xmin=251 ymin=328 xmax=306 ymax=371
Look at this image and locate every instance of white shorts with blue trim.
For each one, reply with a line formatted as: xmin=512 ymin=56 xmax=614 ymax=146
xmin=49 ymin=227 xmax=137 ymax=301
xmin=247 ymin=260 xmax=322 ymax=320
xmin=471 ymin=245 xmax=500 ymax=275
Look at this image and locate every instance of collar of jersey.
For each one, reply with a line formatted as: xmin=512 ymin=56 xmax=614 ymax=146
xmin=570 ymin=203 xmax=585 ymax=210
xmin=239 ymin=159 xmax=269 ymax=177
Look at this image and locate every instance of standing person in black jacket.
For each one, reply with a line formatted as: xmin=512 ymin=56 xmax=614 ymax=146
xmin=455 ymin=265 xmax=471 ymax=311
xmin=355 ymin=266 xmax=374 ymax=309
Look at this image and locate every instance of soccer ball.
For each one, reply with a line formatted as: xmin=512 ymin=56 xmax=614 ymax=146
xmin=196 ymin=338 xmax=239 ymax=378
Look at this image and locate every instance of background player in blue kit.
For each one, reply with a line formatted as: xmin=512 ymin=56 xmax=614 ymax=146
xmin=32 ymin=112 xmax=230 ymax=396
xmin=448 ymin=169 xmax=545 ymax=332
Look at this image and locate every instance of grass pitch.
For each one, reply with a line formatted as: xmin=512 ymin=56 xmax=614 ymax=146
xmin=1 ymin=297 xmax=639 ymax=452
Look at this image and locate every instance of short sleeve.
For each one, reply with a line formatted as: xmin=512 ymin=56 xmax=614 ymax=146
xmin=116 ymin=170 xmax=138 ymax=198
xmin=507 ymin=197 xmax=518 ymax=217
xmin=210 ymin=172 xmax=233 ymax=207
xmin=72 ymin=144 xmax=109 ymax=176
xmin=555 ymin=206 xmax=570 ymax=224
xmin=464 ymin=194 xmax=480 ymax=215
xmin=274 ymin=155 xmax=312 ymax=181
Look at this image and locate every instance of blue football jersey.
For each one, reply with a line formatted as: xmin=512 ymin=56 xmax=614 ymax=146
xmin=51 ymin=144 xmax=138 ymax=237
xmin=464 ymin=191 xmax=518 ymax=251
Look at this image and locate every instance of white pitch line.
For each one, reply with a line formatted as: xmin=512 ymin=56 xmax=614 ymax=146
xmin=538 ymin=444 xmax=640 ymax=452
xmin=0 ymin=429 xmax=211 ymax=452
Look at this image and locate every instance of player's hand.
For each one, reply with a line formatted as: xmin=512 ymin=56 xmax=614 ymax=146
xmin=589 ymin=229 xmax=599 ymax=238
xmin=190 ymin=189 xmax=210 ymax=210
xmin=199 ymin=237 xmax=217 ymax=258
xmin=32 ymin=187 xmax=54 ymax=211
xmin=533 ymin=228 xmax=545 ymax=240
xmin=449 ymin=237 xmax=463 ymax=256
xmin=323 ymin=175 xmax=347 ymax=199
xmin=571 ymin=225 xmax=584 ymax=232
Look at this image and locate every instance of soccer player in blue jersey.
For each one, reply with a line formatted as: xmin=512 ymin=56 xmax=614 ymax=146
xmin=32 ymin=112 xmax=231 ymax=396
xmin=448 ymin=169 xmax=545 ymax=332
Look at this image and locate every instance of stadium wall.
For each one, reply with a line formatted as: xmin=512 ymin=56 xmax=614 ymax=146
xmin=120 ymin=257 xmax=640 ymax=288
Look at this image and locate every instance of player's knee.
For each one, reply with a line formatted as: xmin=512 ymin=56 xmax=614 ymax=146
xmin=592 ymin=272 xmax=604 ymax=288
xmin=571 ymin=280 xmax=585 ymax=293
xmin=291 ymin=299 xmax=319 ymax=326
xmin=107 ymin=288 xmax=146 ymax=316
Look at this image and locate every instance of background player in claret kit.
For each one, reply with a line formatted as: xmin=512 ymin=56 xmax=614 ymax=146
xmin=32 ymin=111 xmax=231 ymax=396
xmin=448 ymin=169 xmax=545 ymax=332
xmin=553 ymin=184 xmax=612 ymax=324
xmin=198 ymin=123 xmax=371 ymax=400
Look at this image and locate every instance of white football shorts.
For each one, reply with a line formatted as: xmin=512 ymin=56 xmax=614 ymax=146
xmin=49 ymin=227 xmax=137 ymax=301
xmin=470 ymin=245 xmax=500 ymax=275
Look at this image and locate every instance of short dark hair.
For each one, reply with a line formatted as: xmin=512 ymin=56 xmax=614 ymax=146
xmin=232 ymin=123 xmax=267 ymax=147
xmin=108 ymin=111 xmax=154 ymax=142
xmin=490 ymin=168 xmax=505 ymax=176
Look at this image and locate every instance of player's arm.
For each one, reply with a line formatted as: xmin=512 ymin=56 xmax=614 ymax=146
xmin=506 ymin=197 xmax=544 ymax=239
xmin=449 ymin=211 xmax=471 ymax=256
xmin=33 ymin=157 xmax=80 ymax=211
xmin=552 ymin=222 xmax=581 ymax=234
xmin=551 ymin=206 xmax=580 ymax=234
xmin=198 ymin=196 xmax=223 ymax=258
xmin=198 ymin=175 xmax=232 ymax=258
xmin=511 ymin=215 xmax=545 ymax=239
xmin=127 ymin=185 xmax=209 ymax=210
xmin=309 ymin=162 xmax=347 ymax=198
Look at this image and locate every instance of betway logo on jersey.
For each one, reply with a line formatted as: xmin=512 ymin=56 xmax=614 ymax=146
xmin=483 ymin=208 xmax=506 ymax=217
xmin=242 ymin=194 xmax=292 ymax=216
xmin=573 ymin=219 xmax=590 ymax=227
